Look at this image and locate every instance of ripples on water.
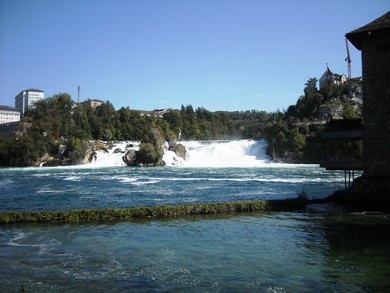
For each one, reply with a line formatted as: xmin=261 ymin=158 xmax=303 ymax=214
xmin=1 ymin=212 xmax=390 ymax=292
xmin=2 ymin=161 xmax=389 ymax=292
xmin=0 ymin=165 xmax=347 ymax=211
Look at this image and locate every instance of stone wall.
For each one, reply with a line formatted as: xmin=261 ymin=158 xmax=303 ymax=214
xmin=361 ymin=30 xmax=390 ymax=176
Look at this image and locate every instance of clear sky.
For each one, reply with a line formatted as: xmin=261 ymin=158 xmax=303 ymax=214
xmin=0 ymin=0 xmax=389 ymax=112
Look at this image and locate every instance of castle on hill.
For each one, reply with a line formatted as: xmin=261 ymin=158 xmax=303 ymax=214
xmin=319 ymin=66 xmax=347 ymax=90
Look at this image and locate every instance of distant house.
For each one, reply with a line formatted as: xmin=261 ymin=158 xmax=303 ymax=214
xmin=87 ymin=99 xmax=105 ymax=109
xmin=14 ymin=88 xmax=45 ymax=116
xmin=0 ymin=105 xmax=20 ymax=125
xmin=319 ymin=66 xmax=347 ymax=90
xmin=132 ymin=109 xmax=169 ymax=118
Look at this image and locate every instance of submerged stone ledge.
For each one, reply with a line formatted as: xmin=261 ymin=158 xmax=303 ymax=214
xmin=0 ymin=198 xmax=306 ymax=224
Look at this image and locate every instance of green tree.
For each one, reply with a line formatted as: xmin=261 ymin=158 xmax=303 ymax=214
xmin=136 ymin=143 xmax=160 ymax=165
xmin=288 ymin=127 xmax=306 ymax=152
xmin=64 ymin=137 xmax=88 ymax=164
xmin=342 ymin=103 xmax=358 ymax=119
xmin=304 ymin=77 xmax=318 ymax=96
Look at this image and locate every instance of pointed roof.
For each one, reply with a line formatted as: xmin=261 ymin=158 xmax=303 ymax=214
xmin=326 ymin=64 xmax=332 ymax=74
xmin=346 ymin=11 xmax=390 ymax=50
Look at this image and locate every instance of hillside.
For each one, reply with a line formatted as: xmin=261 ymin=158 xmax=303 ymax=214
xmin=266 ymin=77 xmax=363 ymax=163
xmin=0 ymin=78 xmax=362 ymax=167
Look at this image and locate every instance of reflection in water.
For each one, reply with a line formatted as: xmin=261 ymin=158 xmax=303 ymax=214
xmin=322 ymin=213 xmax=390 ymax=292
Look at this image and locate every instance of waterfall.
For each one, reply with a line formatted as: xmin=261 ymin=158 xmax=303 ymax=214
xmin=175 ymin=139 xmax=271 ymax=167
xmin=91 ymin=139 xmax=272 ymax=168
xmin=89 ymin=142 xmax=139 ymax=167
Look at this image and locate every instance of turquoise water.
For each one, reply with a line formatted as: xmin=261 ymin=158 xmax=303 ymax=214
xmin=0 ymin=165 xmax=345 ymax=211
xmin=1 ymin=165 xmax=389 ymax=292
xmin=1 ymin=212 xmax=390 ymax=292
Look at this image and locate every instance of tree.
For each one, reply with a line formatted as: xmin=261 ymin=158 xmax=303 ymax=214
xmin=64 ymin=137 xmax=88 ymax=164
xmin=304 ymin=77 xmax=318 ymax=96
xmin=136 ymin=143 xmax=160 ymax=165
xmin=163 ymin=110 xmax=182 ymax=137
xmin=263 ymin=119 xmax=289 ymax=157
xmin=342 ymin=103 xmax=358 ymax=119
xmin=288 ymin=127 xmax=306 ymax=152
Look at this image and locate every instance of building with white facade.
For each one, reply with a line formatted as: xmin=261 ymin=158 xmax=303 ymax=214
xmin=15 ymin=88 xmax=45 ymax=116
xmin=319 ymin=66 xmax=347 ymax=90
xmin=0 ymin=106 xmax=20 ymax=124
xmin=88 ymin=99 xmax=105 ymax=109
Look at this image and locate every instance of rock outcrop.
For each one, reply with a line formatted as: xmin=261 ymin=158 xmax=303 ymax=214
xmin=169 ymin=142 xmax=187 ymax=159
xmin=122 ymin=128 xmax=167 ymax=167
xmin=37 ymin=137 xmax=187 ymax=168
xmin=123 ymin=149 xmax=137 ymax=166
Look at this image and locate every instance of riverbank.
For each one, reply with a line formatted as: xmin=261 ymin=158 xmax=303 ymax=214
xmin=0 ymin=198 xmax=307 ymax=224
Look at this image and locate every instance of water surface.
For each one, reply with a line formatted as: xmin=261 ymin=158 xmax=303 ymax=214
xmin=0 ymin=165 xmax=347 ymax=212
xmin=1 ymin=212 xmax=389 ymax=292
xmin=0 ymin=143 xmax=382 ymax=292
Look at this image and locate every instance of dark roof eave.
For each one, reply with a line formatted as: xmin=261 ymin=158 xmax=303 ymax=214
xmin=346 ymin=11 xmax=390 ymax=50
xmin=346 ymin=27 xmax=390 ymax=50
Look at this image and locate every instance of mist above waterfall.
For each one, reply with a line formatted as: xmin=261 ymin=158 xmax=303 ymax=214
xmin=90 ymin=139 xmax=271 ymax=168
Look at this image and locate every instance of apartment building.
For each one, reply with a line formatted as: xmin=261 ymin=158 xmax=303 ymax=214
xmin=15 ymin=88 xmax=45 ymax=116
xmin=0 ymin=106 xmax=20 ymax=124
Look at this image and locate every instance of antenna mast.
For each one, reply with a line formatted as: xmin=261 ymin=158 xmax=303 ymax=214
xmin=345 ymin=37 xmax=351 ymax=79
xmin=77 ymin=86 xmax=80 ymax=103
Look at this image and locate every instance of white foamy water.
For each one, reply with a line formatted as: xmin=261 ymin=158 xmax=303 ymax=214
xmin=91 ymin=139 xmax=276 ymax=168
xmin=177 ymin=140 xmax=271 ymax=167
xmin=89 ymin=141 xmax=139 ymax=167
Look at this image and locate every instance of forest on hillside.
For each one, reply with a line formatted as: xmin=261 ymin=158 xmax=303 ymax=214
xmin=0 ymin=78 xmax=362 ymax=167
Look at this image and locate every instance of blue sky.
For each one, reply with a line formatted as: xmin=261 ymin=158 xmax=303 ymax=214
xmin=0 ymin=0 xmax=389 ymax=112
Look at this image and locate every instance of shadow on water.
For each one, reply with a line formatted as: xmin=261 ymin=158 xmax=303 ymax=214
xmin=320 ymin=213 xmax=390 ymax=292
xmin=1 ymin=211 xmax=390 ymax=292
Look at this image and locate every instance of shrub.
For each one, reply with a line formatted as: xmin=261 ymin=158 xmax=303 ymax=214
xmin=136 ymin=143 xmax=160 ymax=164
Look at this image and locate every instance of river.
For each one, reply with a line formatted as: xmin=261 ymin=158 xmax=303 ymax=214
xmin=0 ymin=140 xmax=389 ymax=292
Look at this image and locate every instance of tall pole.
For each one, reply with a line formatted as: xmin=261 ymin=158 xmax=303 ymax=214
xmin=77 ymin=86 xmax=80 ymax=103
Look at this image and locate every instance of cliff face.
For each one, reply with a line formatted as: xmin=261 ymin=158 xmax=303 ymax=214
xmin=266 ymin=80 xmax=364 ymax=164
xmin=317 ymin=81 xmax=363 ymax=120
